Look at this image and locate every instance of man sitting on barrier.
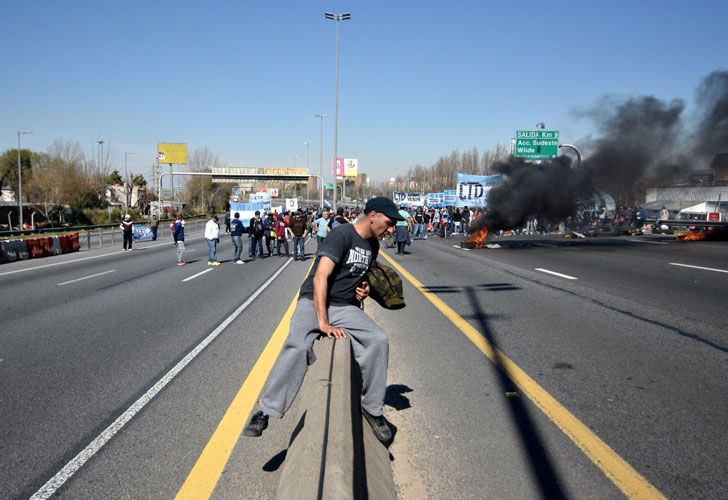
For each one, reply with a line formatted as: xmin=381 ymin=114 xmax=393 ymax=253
xmin=244 ymin=197 xmax=404 ymax=442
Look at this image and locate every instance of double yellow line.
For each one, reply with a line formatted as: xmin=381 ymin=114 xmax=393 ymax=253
xmin=176 ymin=253 xmax=664 ymax=499
xmin=175 ymin=294 xmax=299 ymax=499
xmin=379 ymin=252 xmax=665 ymax=499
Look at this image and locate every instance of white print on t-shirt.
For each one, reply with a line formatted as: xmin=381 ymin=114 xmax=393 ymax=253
xmin=346 ymin=246 xmax=371 ymax=275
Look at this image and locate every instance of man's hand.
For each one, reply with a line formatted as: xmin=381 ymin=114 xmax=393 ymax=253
xmin=320 ymin=323 xmax=347 ymax=339
xmin=356 ymin=280 xmax=370 ymax=301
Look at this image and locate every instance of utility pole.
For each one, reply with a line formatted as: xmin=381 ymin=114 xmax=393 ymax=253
xmin=314 ymin=113 xmax=327 ymax=207
xmin=325 ymin=12 xmax=351 ymax=211
xmin=124 ymin=152 xmax=135 ymax=212
xmin=17 ymin=130 xmax=32 ymax=229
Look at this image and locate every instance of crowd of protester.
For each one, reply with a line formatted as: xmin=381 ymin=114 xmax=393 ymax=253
xmin=167 ymin=201 xmax=656 ymax=266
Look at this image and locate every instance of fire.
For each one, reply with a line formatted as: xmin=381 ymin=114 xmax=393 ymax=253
xmin=677 ymin=231 xmax=707 ymax=241
xmin=461 ymin=227 xmax=490 ymax=249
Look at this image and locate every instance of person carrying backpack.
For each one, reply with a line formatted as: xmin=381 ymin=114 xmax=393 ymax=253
xmin=248 ymin=211 xmax=265 ymax=259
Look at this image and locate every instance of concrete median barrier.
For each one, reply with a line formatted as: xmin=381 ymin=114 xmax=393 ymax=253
xmin=276 ymin=337 xmax=396 ymax=500
xmin=52 ymin=236 xmax=62 ymax=255
xmin=0 ymin=239 xmax=30 ymax=263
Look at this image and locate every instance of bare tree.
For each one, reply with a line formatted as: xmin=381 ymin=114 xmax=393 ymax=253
xmin=185 ymin=146 xmax=221 ymax=212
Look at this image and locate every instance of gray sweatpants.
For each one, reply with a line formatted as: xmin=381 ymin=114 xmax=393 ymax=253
xmin=259 ymin=298 xmax=389 ymax=418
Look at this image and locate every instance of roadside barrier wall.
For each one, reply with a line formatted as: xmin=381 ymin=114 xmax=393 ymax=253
xmin=0 ymin=219 xmax=206 ymax=265
xmin=276 ymin=337 xmax=396 ymax=500
xmin=0 ymin=233 xmax=81 ymax=266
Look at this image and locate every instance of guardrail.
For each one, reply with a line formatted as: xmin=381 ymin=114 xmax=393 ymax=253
xmin=276 ymin=337 xmax=395 ymax=499
xmin=0 ymin=217 xmax=209 ymax=239
xmin=77 ymin=219 xmax=206 ymax=251
xmin=0 ymin=219 xmax=211 ymax=263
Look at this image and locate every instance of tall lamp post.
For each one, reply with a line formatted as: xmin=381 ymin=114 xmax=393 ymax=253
xmin=17 ymin=130 xmax=32 ymax=230
xmin=324 ymin=11 xmax=351 ymax=212
xmin=124 ymin=152 xmax=135 ymax=212
xmin=314 ymin=113 xmax=327 ymax=207
xmin=304 ymin=141 xmax=310 ymax=202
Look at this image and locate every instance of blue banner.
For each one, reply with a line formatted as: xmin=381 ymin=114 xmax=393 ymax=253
xmin=455 ymin=173 xmax=502 ymax=208
xmin=443 ymin=190 xmax=458 ymax=206
xmin=132 ymin=224 xmax=155 ymax=241
xmin=426 ymin=193 xmax=444 ymax=207
xmin=229 ymin=201 xmax=269 ymax=228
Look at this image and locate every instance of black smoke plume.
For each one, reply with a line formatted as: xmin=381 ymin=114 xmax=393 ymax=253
xmin=580 ymin=95 xmax=687 ymax=192
xmin=470 ymin=156 xmax=591 ymax=233
xmin=469 ymin=70 xmax=727 ymax=235
xmin=693 ymin=70 xmax=728 ymax=164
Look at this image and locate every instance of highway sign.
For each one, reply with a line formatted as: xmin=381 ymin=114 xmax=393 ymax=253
xmin=515 ymin=130 xmax=560 ymax=160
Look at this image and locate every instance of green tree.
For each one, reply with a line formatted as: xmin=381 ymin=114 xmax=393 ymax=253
xmin=107 ymin=170 xmax=123 ymax=185
xmin=132 ymin=174 xmax=147 ymax=186
xmin=0 ymin=149 xmax=33 ymax=197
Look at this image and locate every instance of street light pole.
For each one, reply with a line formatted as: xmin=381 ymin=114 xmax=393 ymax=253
xmin=558 ymin=144 xmax=583 ymax=176
xmin=17 ymin=130 xmax=32 ymax=230
xmin=314 ymin=113 xmax=327 ymax=207
xmin=325 ymin=12 xmax=351 ymax=212
xmin=124 ymin=152 xmax=135 ymax=212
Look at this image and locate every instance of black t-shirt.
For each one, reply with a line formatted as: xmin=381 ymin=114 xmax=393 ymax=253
xmin=299 ymin=224 xmax=379 ymax=306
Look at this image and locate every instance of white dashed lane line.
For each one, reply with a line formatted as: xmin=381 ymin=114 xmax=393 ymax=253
xmin=182 ymin=268 xmax=215 ymax=282
xmin=669 ymin=262 xmax=728 ymax=274
xmin=535 ymin=268 xmax=579 ymax=280
xmin=57 ymin=270 xmax=116 ymax=286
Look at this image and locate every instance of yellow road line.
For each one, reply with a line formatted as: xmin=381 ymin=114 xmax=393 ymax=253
xmin=380 ymin=252 xmax=665 ymax=499
xmin=175 ymin=292 xmax=300 ymax=500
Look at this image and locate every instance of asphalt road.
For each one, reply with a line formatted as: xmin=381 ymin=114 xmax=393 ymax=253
xmin=0 ymin=230 xmax=726 ymax=498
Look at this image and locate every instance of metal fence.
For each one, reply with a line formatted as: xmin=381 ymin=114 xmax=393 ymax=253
xmin=79 ymin=219 xmax=207 ymax=251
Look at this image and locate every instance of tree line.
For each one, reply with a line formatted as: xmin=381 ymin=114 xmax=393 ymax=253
xmin=372 ymin=143 xmax=510 ymax=194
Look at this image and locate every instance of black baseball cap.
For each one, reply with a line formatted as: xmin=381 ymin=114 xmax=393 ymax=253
xmin=364 ymin=197 xmax=405 ymax=221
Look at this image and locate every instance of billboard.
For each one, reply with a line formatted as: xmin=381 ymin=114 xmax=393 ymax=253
xmin=344 ymin=158 xmax=358 ymax=177
xmin=157 ymin=143 xmax=188 ymax=164
xmin=455 ymin=173 xmax=502 ymax=208
xmin=333 ymin=158 xmax=345 ymax=178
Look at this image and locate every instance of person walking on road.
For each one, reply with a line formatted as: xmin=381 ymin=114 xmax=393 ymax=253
xmin=395 ymin=206 xmax=412 ymax=254
xmin=120 ymin=214 xmax=133 ymax=251
xmin=262 ymin=212 xmax=274 ymax=257
xmin=230 ymin=212 xmax=245 ymax=264
xmin=248 ymin=211 xmax=265 ymax=259
xmin=289 ymin=208 xmax=309 ymax=261
xmin=205 ymin=215 xmax=221 ymax=266
xmin=171 ymin=214 xmax=185 ymax=266
xmin=274 ymin=213 xmax=290 ymax=257
xmin=314 ymin=209 xmax=331 ymax=252
xmin=150 ymin=215 xmax=159 ymax=241
xmin=243 ymin=196 xmax=404 ymax=443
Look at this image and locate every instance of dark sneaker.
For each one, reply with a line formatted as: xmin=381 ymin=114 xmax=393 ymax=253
xmin=243 ymin=410 xmax=269 ymax=437
xmin=362 ymin=410 xmax=392 ymax=442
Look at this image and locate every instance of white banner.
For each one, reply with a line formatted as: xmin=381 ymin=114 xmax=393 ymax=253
xmin=393 ymin=192 xmax=425 ymax=206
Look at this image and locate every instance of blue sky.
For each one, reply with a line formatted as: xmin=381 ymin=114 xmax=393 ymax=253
xmin=2 ymin=0 xmax=726 ymax=183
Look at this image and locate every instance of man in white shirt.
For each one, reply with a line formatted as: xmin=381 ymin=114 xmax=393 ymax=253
xmin=205 ymin=215 xmax=221 ymax=266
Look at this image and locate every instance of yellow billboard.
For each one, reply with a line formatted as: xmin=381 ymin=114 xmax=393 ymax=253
xmin=157 ymin=143 xmax=188 ymax=164
xmin=344 ymin=158 xmax=358 ymax=177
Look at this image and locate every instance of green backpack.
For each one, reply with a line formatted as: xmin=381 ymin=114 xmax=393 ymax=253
xmin=366 ymin=260 xmax=406 ymax=310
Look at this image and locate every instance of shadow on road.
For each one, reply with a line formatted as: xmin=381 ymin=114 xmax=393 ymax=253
xmin=426 ymin=281 xmax=568 ymax=499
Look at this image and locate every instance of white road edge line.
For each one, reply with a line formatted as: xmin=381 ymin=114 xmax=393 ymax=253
xmin=669 ymin=262 xmax=728 ymax=274
xmin=30 ymin=257 xmax=294 ymax=500
xmin=535 ymin=268 xmax=579 ymax=280
xmin=632 ymin=239 xmax=668 ymax=245
xmin=57 ymin=270 xmax=116 ymax=286
xmin=0 ymin=240 xmax=182 ymax=278
xmin=182 ymin=268 xmax=214 ymax=282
